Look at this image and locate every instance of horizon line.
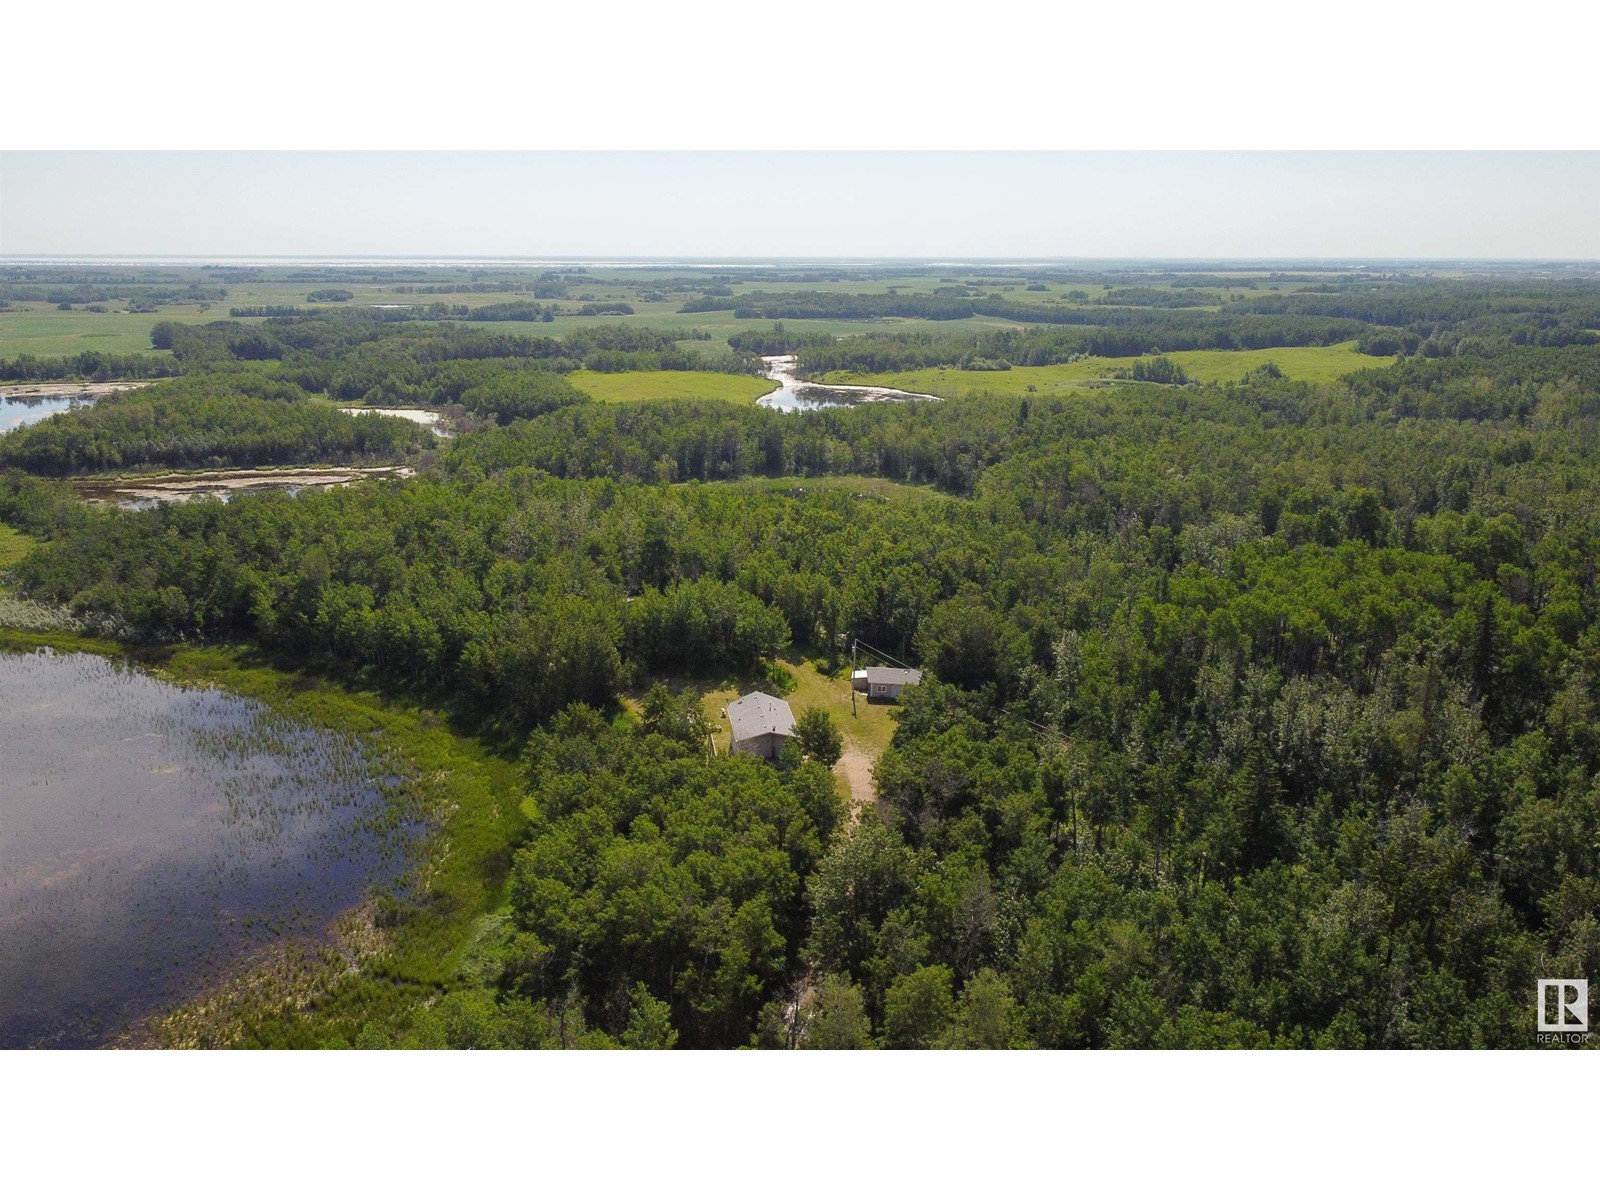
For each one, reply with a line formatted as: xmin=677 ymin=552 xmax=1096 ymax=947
xmin=6 ymin=254 xmax=1600 ymax=266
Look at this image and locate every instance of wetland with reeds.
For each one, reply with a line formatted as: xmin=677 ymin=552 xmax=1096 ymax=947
xmin=0 ymin=647 xmax=422 ymax=1048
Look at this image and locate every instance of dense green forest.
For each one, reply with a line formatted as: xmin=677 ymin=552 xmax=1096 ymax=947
xmin=2 ymin=265 xmax=1598 ymax=1048
xmin=0 ymin=374 xmax=430 ymax=474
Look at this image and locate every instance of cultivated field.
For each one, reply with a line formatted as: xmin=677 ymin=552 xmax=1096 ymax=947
xmin=569 ymin=370 xmax=778 ymax=405
xmin=821 ymin=341 xmax=1370 ymax=396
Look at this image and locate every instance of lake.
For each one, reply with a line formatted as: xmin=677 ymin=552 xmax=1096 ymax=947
xmin=757 ymin=355 xmax=942 ymax=411
xmin=0 ymin=648 xmax=417 ymax=1048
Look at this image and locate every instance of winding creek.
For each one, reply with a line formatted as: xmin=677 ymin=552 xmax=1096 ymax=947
xmin=0 ymin=648 xmax=418 ymax=1048
xmin=757 ymin=355 xmax=941 ymax=411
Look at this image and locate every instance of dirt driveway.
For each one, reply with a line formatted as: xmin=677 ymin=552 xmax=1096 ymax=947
xmin=834 ymin=745 xmax=877 ymax=821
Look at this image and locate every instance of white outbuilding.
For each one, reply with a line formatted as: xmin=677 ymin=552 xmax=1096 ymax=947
xmin=850 ymin=666 xmax=924 ymax=702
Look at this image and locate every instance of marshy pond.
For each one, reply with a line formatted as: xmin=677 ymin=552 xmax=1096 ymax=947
xmin=72 ymin=465 xmax=417 ymax=510
xmin=0 ymin=382 xmax=153 ymax=433
xmin=0 ymin=648 xmax=417 ymax=1048
xmin=758 ymin=356 xmax=941 ymax=411
xmin=337 ymin=406 xmax=452 ymax=435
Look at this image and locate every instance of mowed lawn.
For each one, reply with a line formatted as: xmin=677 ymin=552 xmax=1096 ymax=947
xmin=622 ymin=654 xmax=903 ymax=807
xmin=820 ymin=341 xmax=1372 ymax=397
xmin=697 ymin=656 xmax=899 ymax=761
xmin=569 ymin=369 xmax=779 ymax=405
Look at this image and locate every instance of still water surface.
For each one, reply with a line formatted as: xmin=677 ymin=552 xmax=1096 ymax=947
xmin=0 ymin=392 xmax=95 ymax=434
xmin=0 ymin=649 xmax=415 ymax=1048
xmin=757 ymin=355 xmax=942 ymax=411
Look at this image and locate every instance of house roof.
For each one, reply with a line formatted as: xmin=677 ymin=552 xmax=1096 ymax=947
xmin=864 ymin=667 xmax=923 ymax=687
xmin=727 ymin=691 xmax=796 ymax=744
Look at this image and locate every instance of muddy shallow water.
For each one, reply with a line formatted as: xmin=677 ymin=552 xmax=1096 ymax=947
xmin=0 ymin=649 xmax=416 ymax=1048
xmin=337 ymin=406 xmax=451 ymax=435
xmin=72 ymin=465 xmax=416 ymax=511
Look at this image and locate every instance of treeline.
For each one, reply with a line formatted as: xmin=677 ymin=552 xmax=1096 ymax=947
xmin=791 ymin=314 xmax=1365 ymax=375
xmin=435 ymin=396 xmax=998 ymax=493
xmin=1342 ymin=343 xmax=1600 ymax=422
xmin=0 ymin=352 xmax=182 ymax=383
xmin=1226 ymin=279 xmax=1600 ymax=327
xmin=1097 ymin=287 xmax=1222 ymax=307
xmin=463 ymin=301 xmax=559 ymax=322
xmin=692 ymin=290 xmax=1368 ymax=347
xmin=0 ymin=474 xmax=835 ymax=722
xmin=0 ymin=375 xmax=429 ymax=475
xmin=0 ymin=283 xmax=227 ymax=305
xmin=392 ymin=282 xmax=538 ymax=295
xmin=1226 ymin=282 xmax=1600 ymax=354
xmin=727 ymin=326 xmax=838 ymax=356
xmin=331 ymin=361 xmax=591 ymax=423
xmin=1119 ymin=355 xmax=1189 ymax=383
xmin=151 ymin=316 xmax=751 ymax=382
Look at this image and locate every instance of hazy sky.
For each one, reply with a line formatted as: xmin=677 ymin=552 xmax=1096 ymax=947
xmin=2 ymin=152 xmax=1596 ymax=260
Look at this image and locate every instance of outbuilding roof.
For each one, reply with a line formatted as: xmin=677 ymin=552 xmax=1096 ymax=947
xmin=864 ymin=667 xmax=923 ymax=687
xmin=727 ymin=691 xmax=796 ymax=744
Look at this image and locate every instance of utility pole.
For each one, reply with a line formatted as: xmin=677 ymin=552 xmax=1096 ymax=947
xmin=850 ymin=638 xmax=858 ymax=716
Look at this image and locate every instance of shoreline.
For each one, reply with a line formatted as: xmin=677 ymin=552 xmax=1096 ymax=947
xmin=0 ymin=628 xmax=526 ymax=1049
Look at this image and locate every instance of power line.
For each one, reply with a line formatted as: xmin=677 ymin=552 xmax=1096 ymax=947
xmin=851 ymin=637 xmax=915 ymax=671
xmin=854 ymin=635 xmax=1058 ymax=740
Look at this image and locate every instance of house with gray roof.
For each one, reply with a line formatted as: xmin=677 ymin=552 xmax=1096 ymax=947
xmin=727 ymin=691 xmax=796 ymax=760
xmin=850 ymin=666 xmax=923 ymax=702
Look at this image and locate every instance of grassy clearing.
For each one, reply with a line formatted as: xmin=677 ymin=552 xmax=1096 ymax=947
xmin=0 ymin=307 xmax=206 ymax=358
xmin=0 ymin=628 xmax=528 ymax=1047
xmin=821 ymin=341 xmax=1371 ymax=397
xmin=1165 ymin=342 xmax=1370 ymax=384
xmin=0 ymin=524 xmax=77 ymax=630
xmin=625 ymin=653 xmax=901 ymax=809
xmin=570 ymin=369 xmax=778 ymax=405
xmin=0 ymin=522 xmax=32 ymax=570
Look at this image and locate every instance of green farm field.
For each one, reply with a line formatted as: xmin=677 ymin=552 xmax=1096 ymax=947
xmin=0 ymin=307 xmax=198 ymax=357
xmin=570 ymin=369 xmax=778 ymax=404
xmin=0 ymin=296 xmax=1038 ymax=360
xmin=821 ymin=341 xmax=1372 ymax=397
xmin=2 ymin=265 xmax=1378 ymax=363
